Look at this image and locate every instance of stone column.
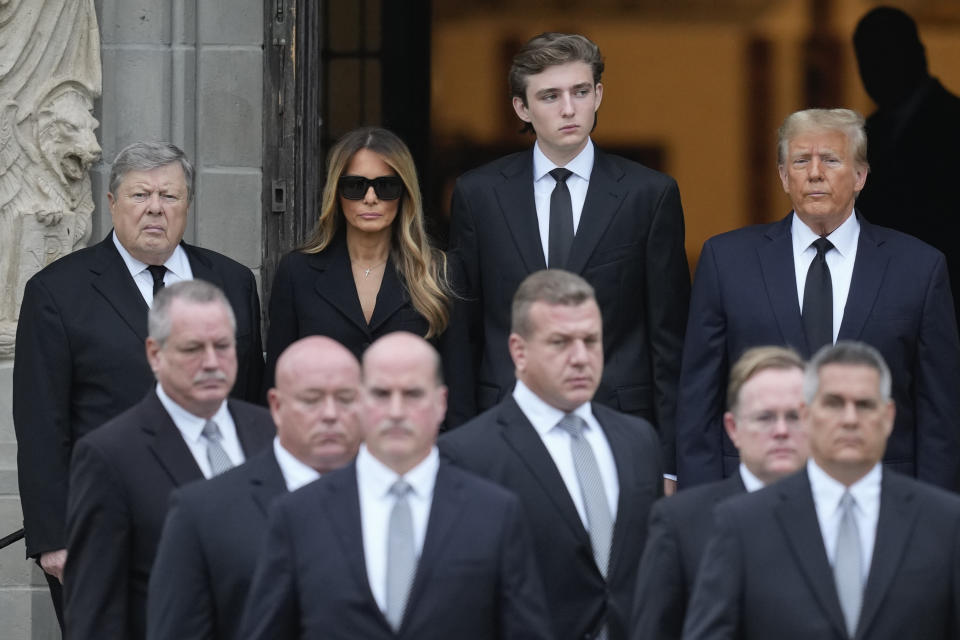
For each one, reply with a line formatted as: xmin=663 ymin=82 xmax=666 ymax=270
xmin=1 ymin=1 xmax=102 ymax=637
xmin=1 ymin=0 xmax=264 ymax=636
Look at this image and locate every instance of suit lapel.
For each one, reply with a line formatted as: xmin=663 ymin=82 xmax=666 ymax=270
xmin=493 ymin=151 xmax=547 ymax=273
xmin=497 ymin=398 xmax=591 ymax=544
xmin=603 ymin=411 xmax=637 ymax=577
xmin=757 ymin=215 xmax=810 ymax=355
xmin=773 ymin=471 xmax=849 ymax=638
xmin=838 ymin=216 xmax=889 ymax=342
xmin=322 ymin=464 xmax=392 ymax=631
xmin=141 ymin=392 xmax=206 ymax=487
xmin=248 ymin=449 xmax=288 ymax=517
xmin=566 ymin=150 xmax=626 ymax=275
xmin=90 ymin=233 xmax=151 ymax=342
xmin=309 ymin=236 xmax=371 ymax=334
xmin=856 ymin=473 xmax=919 ymax=639
xmin=368 ymin=255 xmax=408 ymax=333
xmin=183 ymin=241 xmax=226 ymax=289
xmin=230 ymin=399 xmax=273 ymax=456
xmin=402 ymin=463 xmax=465 ymax=630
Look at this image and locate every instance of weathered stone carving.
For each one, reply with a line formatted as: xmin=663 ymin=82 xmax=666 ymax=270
xmin=0 ymin=0 xmax=102 ymax=359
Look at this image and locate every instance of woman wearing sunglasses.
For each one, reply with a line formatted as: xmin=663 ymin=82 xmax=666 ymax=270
xmin=264 ymin=127 xmax=451 ymax=389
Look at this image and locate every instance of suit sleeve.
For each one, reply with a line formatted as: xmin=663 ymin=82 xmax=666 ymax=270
xmin=64 ymin=438 xmax=132 ymax=639
xmin=438 ymin=249 xmax=478 ymax=430
xmin=498 ymin=495 xmax=553 ymax=640
xmin=445 ymin=177 xmax=484 ymax=426
xmin=675 ymin=240 xmax=728 ymax=487
xmin=237 ymin=501 xmax=300 ymax=640
xmin=263 ymin=253 xmax=299 ymax=399
xmin=682 ymin=504 xmax=741 ymax=640
xmin=632 ymin=499 xmax=686 ymax=640
xmin=239 ymin=267 xmax=265 ymax=405
xmin=13 ymin=276 xmax=74 ymax=556
xmin=147 ymin=491 xmax=216 ymax=640
xmin=644 ymin=179 xmax=691 ymax=476
xmin=915 ymin=252 xmax=960 ymax=489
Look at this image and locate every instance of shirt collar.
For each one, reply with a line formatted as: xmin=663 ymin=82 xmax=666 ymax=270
xmin=355 ymin=443 xmax=439 ymax=500
xmin=791 ymin=209 xmax=860 ymax=259
xmin=112 ymin=230 xmax=191 ymax=281
xmin=533 ymin=137 xmax=595 ymax=182
xmin=155 ymin=382 xmax=229 ymax=444
xmin=273 ymin=437 xmax=321 ymax=492
xmin=807 ymin=458 xmax=882 ymax=512
xmin=513 ymin=379 xmax=595 ymax=436
xmin=738 ymin=463 xmax=767 ymax=492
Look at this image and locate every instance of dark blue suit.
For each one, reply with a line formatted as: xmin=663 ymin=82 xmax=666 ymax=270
xmin=64 ymin=393 xmax=275 ymax=640
xmin=685 ymin=468 xmax=960 ymax=640
xmin=147 ymin=448 xmax=288 ymax=640
xmin=676 ymin=213 xmax=960 ymax=489
xmin=631 ymin=474 xmax=745 ymax=640
xmin=238 ymin=459 xmax=552 ymax=640
xmin=440 ymin=398 xmax=664 ymax=640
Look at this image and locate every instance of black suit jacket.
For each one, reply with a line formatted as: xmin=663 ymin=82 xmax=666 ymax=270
xmin=264 ymin=231 xmax=431 ymax=391
xmin=631 ymin=474 xmax=745 ymax=640
xmin=13 ymin=232 xmax=265 ymax=557
xmin=448 ymin=147 xmax=689 ymax=471
xmin=684 ymin=468 xmax=960 ymax=640
xmin=147 ymin=447 xmax=287 ymax=640
xmin=439 ymin=397 xmax=664 ymax=640
xmin=63 ymin=392 xmax=275 ymax=640
xmin=238 ymin=459 xmax=552 ymax=640
xmin=676 ymin=213 xmax=960 ymax=488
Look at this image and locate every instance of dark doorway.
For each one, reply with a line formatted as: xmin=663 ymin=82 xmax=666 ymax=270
xmin=262 ymin=0 xmax=432 ymax=327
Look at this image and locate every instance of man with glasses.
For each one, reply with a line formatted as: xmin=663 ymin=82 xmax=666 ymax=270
xmin=685 ymin=341 xmax=960 ymax=640
xmin=631 ymin=346 xmax=809 ymax=640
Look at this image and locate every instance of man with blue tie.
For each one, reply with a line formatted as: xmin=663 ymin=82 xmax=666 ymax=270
xmin=676 ymin=108 xmax=960 ymax=490
xmin=239 ymin=332 xmax=551 ymax=639
xmin=685 ymin=341 xmax=960 ymax=639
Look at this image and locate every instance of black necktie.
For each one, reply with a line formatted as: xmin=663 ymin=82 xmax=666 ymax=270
xmin=548 ymin=168 xmax=574 ymax=269
xmin=147 ymin=265 xmax=167 ymax=296
xmin=802 ymin=237 xmax=834 ymax=353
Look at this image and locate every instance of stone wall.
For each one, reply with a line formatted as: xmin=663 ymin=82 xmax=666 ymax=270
xmin=0 ymin=1 xmax=264 ymax=636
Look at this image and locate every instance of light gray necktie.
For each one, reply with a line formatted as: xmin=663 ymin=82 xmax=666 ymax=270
xmin=386 ymin=479 xmax=415 ymax=632
xmin=834 ymin=491 xmax=863 ymax=638
xmin=201 ymin=420 xmax=234 ymax=476
xmin=557 ymin=414 xmax=614 ymax=578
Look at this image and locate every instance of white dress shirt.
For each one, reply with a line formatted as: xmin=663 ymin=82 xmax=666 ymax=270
xmin=155 ymin=384 xmax=245 ymax=478
xmin=113 ymin=231 xmax=193 ymax=307
xmin=738 ymin=463 xmax=767 ymax=493
xmin=808 ymin=459 xmax=881 ymax=584
xmin=532 ymin=138 xmax=595 ymax=264
xmin=357 ymin=444 xmax=438 ymax=615
xmin=512 ymin=380 xmax=619 ymax=526
xmin=273 ymin=437 xmax=321 ymax=491
xmin=791 ymin=211 xmax=860 ymax=344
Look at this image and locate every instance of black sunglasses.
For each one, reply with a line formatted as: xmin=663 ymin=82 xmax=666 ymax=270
xmin=338 ymin=175 xmax=404 ymax=201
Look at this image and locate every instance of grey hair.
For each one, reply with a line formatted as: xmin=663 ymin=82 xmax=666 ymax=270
xmin=148 ymin=280 xmax=236 ymax=346
xmin=511 ymin=269 xmax=597 ymax=337
xmin=777 ymin=108 xmax=869 ymax=170
xmin=109 ymin=141 xmax=195 ymax=202
xmin=802 ymin=340 xmax=892 ymax=404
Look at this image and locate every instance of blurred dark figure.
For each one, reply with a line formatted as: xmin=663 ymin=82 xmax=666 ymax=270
xmin=854 ymin=6 xmax=960 ymax=320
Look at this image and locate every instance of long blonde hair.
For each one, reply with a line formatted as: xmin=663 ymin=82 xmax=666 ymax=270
xmin=300 ymin=127 xmax=450 ymax=336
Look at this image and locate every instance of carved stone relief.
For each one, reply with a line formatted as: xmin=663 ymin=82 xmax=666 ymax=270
xmin=0 ymin=0 xmax=102 ymax=359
